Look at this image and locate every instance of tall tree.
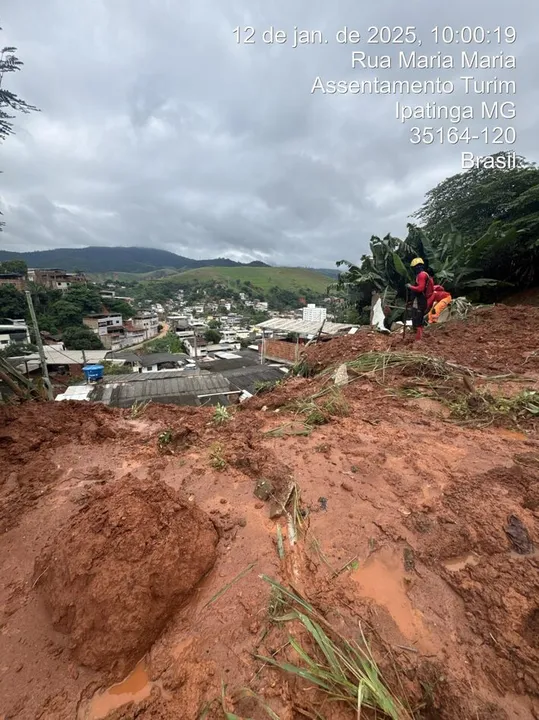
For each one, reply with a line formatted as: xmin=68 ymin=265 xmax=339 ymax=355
xmin=413 ymin=151 xmax=539 ymax=287
xmin=0 ymin=27 xmax=39 ymax=230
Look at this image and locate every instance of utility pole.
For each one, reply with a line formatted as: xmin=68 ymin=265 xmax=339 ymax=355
xmin=193 ymin=332 xmax=198 ymax=362
xmin=25 ymin=291 xmax=53 ymax=400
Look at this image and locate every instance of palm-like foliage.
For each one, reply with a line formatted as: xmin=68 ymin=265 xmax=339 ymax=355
xmin=331 ymin=224 xmax=516 ymax=324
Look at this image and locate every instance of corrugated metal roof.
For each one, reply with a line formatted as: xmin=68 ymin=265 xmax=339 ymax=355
xmin=257 ymin=318 xmax=354 ymax=335
xmin=221 ymin=365 xmax=286 ymax=395
xmin=90 ymin=370 xmax=234 ymax=408
xmin=138 ymin=353 xmax=187 ymax=367
xmin=14 ymin=349 xmax=109 ymax=365
xmin=97 ymin=369 xmax=205 ymax=383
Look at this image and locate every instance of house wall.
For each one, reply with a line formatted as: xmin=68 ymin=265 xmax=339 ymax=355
xmin=262 ymin=339 xmax=298 ymax=364
xmin=0 ymin=275 xmax=25 ymax=291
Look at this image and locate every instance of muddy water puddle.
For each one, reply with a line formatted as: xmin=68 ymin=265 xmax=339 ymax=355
xmin=351 ymin=547 xmax=433 ymax=651
xmin=81 ymin=661 xmax=154 ymax=720
xmin=444 ymin=553 xmax=480 ymax=572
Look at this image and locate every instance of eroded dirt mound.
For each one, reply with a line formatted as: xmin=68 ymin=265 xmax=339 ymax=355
xmin=34 ymin=474 xmax=218 ymax=677
xmin=303 ymin=304 xmax=539 ymax=374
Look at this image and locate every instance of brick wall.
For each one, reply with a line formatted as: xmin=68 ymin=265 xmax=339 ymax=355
xmin=262 ymin=340 xmax=298 ymax=363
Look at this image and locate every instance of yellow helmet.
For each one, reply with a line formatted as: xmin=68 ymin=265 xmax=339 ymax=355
xmin=410 ymin=257 xmax=424 ymax=268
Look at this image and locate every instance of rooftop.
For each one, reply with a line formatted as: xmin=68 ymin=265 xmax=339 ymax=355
xmin=88 ymin=369 xmax=236 ymax=408
xmin=257 ymin=318 xmax=357 ymax=336
xmin=219 ymin=365 xmax=287 ymax=395
xmin=84 ymin=313 xmax=122 ymax=319
xmin=11 ymin=348 xmax=109 ymax=367
xmin=138 ymin=353 xmax=187 ymax=367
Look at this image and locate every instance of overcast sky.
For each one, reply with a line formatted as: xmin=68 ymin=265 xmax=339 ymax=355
xmin=0 ymin=0 xmax=537 ymax=267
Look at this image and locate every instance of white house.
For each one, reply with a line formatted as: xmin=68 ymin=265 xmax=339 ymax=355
xmin=302 ymin=304 xmax=327 ymax=323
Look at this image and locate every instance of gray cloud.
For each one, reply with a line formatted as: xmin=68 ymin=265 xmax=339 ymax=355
xmin=0 ymin=0 xmax=537 ymax=266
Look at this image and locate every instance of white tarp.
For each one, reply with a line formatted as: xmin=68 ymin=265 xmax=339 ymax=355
xmin=371 ymin=298 xmax=390 ymax=333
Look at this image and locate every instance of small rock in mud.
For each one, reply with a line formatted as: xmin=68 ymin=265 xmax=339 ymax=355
xmin=34 ymin=475 xmax=218 ymax=676
xmin=403 ymin=547 xmax=415 ymax=572
xmin=254 ymin=502 xmax=264 ymax=509
xmin=254 ymin=478 xmax=274 ymax=501
xmin=341 ymin=482 xmax=353 ymax=492
xmin=505 ymin=514 xmax=534 ymax=555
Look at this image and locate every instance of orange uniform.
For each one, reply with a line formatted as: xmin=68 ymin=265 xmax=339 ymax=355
xmin=428 ymin=285 xmax=452 ymax=323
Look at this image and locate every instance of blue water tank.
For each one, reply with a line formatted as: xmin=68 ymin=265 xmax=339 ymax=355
xmin=82 ymin=364 xmax=104 ymax=382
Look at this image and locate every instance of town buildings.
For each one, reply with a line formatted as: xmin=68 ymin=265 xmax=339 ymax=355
xmin=27 ymin=268 xmax=87 ymax=291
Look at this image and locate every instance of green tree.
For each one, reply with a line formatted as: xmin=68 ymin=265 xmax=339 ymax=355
xmin=204 ymin=328 xmax=222 ymax=344
xmin=104 ymin=297 xmax=134 ymax=319
xmin=63 ymin=285 xmax=102 ymax=314
xmin=0 ymin=284 xmax=26 ymax=319
xmin=0 ymin=259 xmax=27 ymax=274
xmin=1 ymin=29 xmax=40 ymax=230
xmin=50 ymin=299 xmax=84 ymax=327
xmin=62 ymin=326 xmax=104 ymax=350
xmin=145 ymin=331 xmax=186 ymax=354
xmin=332 ymin=224 xmax=512 ymax=325
xmin=413 ymin=152 xmax=539 ymax=287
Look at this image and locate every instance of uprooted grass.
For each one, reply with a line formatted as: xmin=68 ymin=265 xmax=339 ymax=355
xmin=258 ymin=576 xmax=414 ymax=720
xmin=449 ymin=388 xmax=539 ymax=427
xmin=338 ymin=351 xmax=472 ymax=383
xmin=289 ymin=387 xmax=350 ymax=426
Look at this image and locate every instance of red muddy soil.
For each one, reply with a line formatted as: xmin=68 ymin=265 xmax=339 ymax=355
xmin=0 ymin=305 xmax=538 ymax=720
xmin=304 ymin=305 xmax=539 ymax=375
xmin=35 ymin=475 xmax=218 ymax=677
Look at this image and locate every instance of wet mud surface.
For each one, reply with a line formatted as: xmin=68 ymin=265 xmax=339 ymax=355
xmin=1 ymin=305 xmax=538 ymax=719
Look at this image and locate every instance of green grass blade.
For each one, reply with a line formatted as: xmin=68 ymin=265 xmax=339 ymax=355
xmin=204 ymin=562 xmax=256 ymax=609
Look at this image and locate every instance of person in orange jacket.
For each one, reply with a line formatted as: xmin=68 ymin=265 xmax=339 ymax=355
xmin=406 ymin=258 xmax=434 ymax=341
xmin=427 ymin=284 xmax=452 ymax=323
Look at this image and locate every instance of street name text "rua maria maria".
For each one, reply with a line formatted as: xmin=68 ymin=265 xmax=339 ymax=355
xmin=351 ymin=50 xmax=516 ymax=69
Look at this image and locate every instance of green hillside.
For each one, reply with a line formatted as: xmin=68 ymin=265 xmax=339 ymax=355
xmin=88 ymin=268 xmax=180 ymax=283
xmin=164 ymin=266 xmax=331 ymax=294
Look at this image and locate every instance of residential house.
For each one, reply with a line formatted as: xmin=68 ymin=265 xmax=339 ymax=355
xmin=28 ymin=268 xmax=87 ymax=291
xmin=83 ymin=313 xmax=124 ymax=349
xmin=55 ymin=369 xmax=241 ymax=408
xmin=183 ymin=337 xmax=241 ymax=358
xmin=0 ymin=320 xmax=31 ymax=350
xmin=302 ymin=304 xmax=327 ymax=323
xmin=167 ymin=314 xmax=189 ymax=330
xmin=0 ymin=273 xmax=26 ymax=291
xmin=132 ymin=311 xmax=159 ymax=340
xmin=104 ymin=351 xmax=187 ymax=373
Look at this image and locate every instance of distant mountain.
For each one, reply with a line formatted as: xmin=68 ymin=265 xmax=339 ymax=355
xmin=0 ymin=246 xmax=270 ymax=274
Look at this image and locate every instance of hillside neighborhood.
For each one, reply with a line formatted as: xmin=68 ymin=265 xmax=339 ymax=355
xmin=0 ymin=261 xmax=353 ymax=408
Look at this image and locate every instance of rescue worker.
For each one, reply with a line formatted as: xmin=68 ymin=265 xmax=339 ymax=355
xmin=427 ymin=284 xmax=452 ymax=324
xmin=406 ymin=258 xmax=434 ymax=341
